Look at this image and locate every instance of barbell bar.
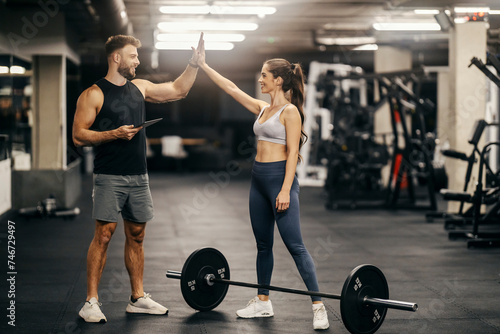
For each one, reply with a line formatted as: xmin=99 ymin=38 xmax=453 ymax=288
xmin=167 ymin=271 xmax=417 ymax=313
xmin=166 ymin=247 xmax=418 ymax=334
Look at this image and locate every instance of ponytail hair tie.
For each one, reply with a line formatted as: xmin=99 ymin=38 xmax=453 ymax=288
xmin=291 ymin=63 xmax=296 ymax=70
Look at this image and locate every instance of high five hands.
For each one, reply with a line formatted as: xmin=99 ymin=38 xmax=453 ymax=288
xmin=190 ymin=32 xmax=206 ymax=68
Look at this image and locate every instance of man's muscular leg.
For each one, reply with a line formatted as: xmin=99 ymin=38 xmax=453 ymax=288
xmin=124 ymin=219 xmax=146 ymax=299
xmin=123 ymin=219 xmax=168 ymax=315
xmin=86 ymin=220 xmax=117 ymax=301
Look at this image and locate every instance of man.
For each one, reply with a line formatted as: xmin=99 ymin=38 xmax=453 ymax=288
xmin=73 ymin=33 xmax=204 ymax=323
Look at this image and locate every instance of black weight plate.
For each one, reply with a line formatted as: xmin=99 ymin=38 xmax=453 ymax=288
xmin=180 ymin=247 xmax=230 ymax=311
xmin=340 ymin=264 xmax=389 ymax=334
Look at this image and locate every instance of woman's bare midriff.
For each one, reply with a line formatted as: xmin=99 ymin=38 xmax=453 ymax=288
xmin=255 ymin=140 xmax=287 ymax=162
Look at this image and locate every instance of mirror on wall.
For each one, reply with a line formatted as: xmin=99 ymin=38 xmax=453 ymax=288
xmin=0 ymin=54 xmax=32 ymax=167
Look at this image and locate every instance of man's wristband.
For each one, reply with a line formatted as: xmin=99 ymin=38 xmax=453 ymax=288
xmin=188 ymin=61 xmax=199 ymax=68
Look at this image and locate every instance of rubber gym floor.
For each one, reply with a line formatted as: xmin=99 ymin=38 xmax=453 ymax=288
xmin=1 ymin=167 xmax=499 ymax=334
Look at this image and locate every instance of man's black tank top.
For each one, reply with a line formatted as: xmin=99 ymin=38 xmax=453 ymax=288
xmin=90 ymin=78 xmax=147 ymax=175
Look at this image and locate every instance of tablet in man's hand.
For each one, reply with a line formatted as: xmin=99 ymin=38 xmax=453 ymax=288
xmin=136 ymin=118 xmax=163 ymax=128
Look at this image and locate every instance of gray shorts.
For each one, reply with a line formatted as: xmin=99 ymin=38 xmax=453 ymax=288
xmin=92 ymin=174 xmax=154 ymax=223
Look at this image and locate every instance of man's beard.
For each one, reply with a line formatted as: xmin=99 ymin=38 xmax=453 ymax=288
xmin=118 ymin=63 xmax=136 ymax=80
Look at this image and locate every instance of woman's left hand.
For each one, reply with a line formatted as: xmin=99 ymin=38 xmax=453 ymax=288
xmin=276 ymin=190 xmax=290 ymax=213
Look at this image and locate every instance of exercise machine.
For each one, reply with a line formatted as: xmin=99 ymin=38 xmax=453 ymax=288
xmin=322 ymin=69 xmax=441 ymax=210
xmin=446 ymin=143 xmax=500 ymax=248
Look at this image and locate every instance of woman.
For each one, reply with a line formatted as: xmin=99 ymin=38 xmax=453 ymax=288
xmin=192 ymin=44 xmax=329 ymax=330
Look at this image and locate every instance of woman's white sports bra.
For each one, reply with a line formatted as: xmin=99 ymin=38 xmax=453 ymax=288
xmin=253 ymin=104 xmax=288 ymax=145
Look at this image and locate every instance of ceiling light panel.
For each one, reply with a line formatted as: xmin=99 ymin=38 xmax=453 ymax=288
xmin=157 ymin=33 xmax=245 ymax=42
xmin=155 ymin=41 xmax=234 ymax=50
xmin=414 ymin=9 xmax=440 ymax=15
xmin=156 ymin=2 xmax=275 ymax=51
xmin=159 ymin=5 xmax=276 ymax=16
xmin=9 ymin=66 xmax=26 ymax=74
xmin=353 ymin=44 xmax=379 ymax=51
xmin=316 ymin=36 xmax=376 ymax=46
xmin=373 ymin=22 xmax=441 ymax=31
xmin=159 ymin=5 xmax=210 ymax=14
xmin=157 ymin=21 xmax=258 ymax=31
xmin=454 ymin=7 xmax=490 ymax=13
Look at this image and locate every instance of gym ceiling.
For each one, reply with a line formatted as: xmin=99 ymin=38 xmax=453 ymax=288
xmin=3 ymin=0 xmax=500 ymax=73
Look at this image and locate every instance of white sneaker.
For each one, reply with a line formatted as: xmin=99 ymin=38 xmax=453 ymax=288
xmin=79 ymin=297 xmax=107 ymax=323
xmin=312 ymin=303 xmax=329 ymax=330
xmin=236 ymin=296 xmax=274 ymax=318
xmin=125 ymin=293 xmax=168 ymax=315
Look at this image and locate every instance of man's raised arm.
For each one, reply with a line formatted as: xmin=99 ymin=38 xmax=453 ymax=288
xmin=133 ymin=33 xmax=205 ymax=104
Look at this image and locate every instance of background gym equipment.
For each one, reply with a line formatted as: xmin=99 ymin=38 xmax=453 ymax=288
xmin=435 ymin=55 xmax=500 ymax=248
xmin=297 ymin=62 xmax=368 ymax=188
xmin=469 ymin=56 xmax=500 ymax=88
xmin=319 ymin=68 xmax=442 ymax=210
xmin=382 ymin=74 xmax=439 ymax=211
xmin=431 ymin=120 xmax=500 ymax=229
xmin=446 ymin=143 xmax=500 ymax=248
xmin=18 ymin=194 xmax=80 ymax=219
xmin=426 ymin=119 xmax=488 ymax=225
xmin=166 ymin=247 xmax=418 ymax=334
xmin=322 ymin=96 xmax=390 ymax=209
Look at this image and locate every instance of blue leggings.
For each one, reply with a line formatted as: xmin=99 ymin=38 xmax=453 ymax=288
xmin=249 ymin=160 xmax=321 ymax=302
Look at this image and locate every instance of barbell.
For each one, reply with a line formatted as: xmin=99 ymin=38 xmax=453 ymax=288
xmin=166 ymin=247 xmax=417 ymax=334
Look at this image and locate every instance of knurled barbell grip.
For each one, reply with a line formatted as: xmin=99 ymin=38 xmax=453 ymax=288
xmin=364 ymin=297 xmax=418 ymax=312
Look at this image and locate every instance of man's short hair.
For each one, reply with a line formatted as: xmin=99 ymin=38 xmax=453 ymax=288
xmin=105 ymin=35 xmax=141 ymax=58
